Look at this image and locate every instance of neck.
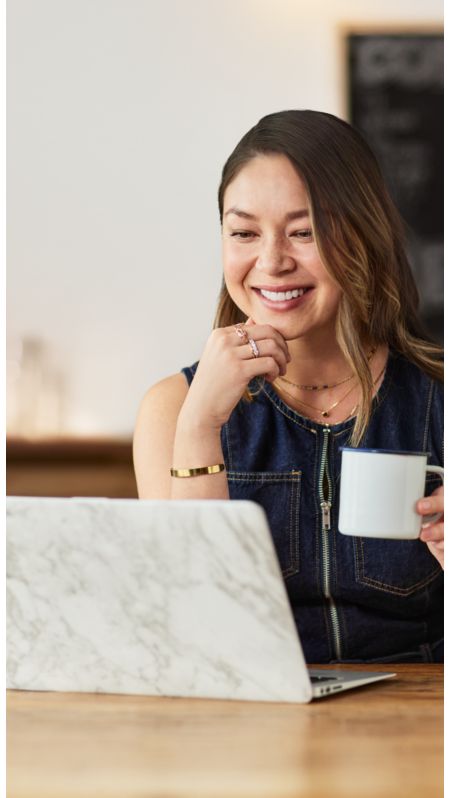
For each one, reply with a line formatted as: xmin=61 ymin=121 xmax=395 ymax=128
xmin=285 ymin=335 xmax=353 ymax=386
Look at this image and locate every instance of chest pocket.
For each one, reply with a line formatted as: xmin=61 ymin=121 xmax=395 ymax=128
xmin=227 ymin=471 xmax=301 ymax=579
xmin=353 ymin=473 xmax=443 ymax=597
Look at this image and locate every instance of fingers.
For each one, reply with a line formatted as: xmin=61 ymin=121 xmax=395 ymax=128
xmin=238 ymin=322 xmax=291 ymax=363
xmin=231 ymin=322 xmax=290 ymax=379
xmin=237 ymin=337 xmax=289 ymax=376
xmin=417 ymin=488 xmax=444 ymax=536
xmin=242 ymin=355 xmax=284 ymax=383
xmin=420 ymin=522 xmax=444 ymax=542
xmin=416 ymin=487 xmax=444 ymax=519
xmin=416 ymin=486 xmax=444 ymax=562
xmin=418 ymin=483 xmax=444 ymax=562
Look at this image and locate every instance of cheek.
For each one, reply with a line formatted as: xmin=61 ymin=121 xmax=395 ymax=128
xmin=222 ymin=255 xmax=253 ymax=315
xmin=222 ymin=246 xmax=250 ymax=288
xmin=223 ymin=269 xmax=248 ymax=309
xmin=311 ymin=258 xmax=342 ymax=302
xmin=324 ymin=284 xmax=343 ymax=314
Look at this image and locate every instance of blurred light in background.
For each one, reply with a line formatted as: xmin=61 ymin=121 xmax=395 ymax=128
xmin=7 ymin=335 xmax=66 ymax=438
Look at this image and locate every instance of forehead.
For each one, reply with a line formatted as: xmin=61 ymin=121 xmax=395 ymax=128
xmin=223 ymin=154 xmax=309 ymax=212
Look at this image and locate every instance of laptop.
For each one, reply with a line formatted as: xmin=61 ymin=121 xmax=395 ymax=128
xmin=6 ymin=496 xmax=395 ymax=703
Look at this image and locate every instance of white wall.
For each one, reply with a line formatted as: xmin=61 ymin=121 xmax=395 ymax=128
xmin=7 ymin=0 xmax=443 ymax=437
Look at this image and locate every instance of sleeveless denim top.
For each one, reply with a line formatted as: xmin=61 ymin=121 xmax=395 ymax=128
xmin=181 ymin=351 xmax=443 ymax=664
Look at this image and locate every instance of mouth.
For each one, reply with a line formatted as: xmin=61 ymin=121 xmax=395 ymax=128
xmin=252 ymin=285 xmax=313 ymax=311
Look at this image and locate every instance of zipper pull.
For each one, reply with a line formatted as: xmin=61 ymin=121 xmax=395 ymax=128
xmin=321 ymin=500 xmax=331 ymax=531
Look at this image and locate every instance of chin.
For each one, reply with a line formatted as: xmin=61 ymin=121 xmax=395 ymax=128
xmin=251 ymin=313 xmax=304 ymax=338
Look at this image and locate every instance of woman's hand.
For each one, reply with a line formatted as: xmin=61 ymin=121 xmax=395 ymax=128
xmin=178 ymin=318 xmax=290 ymax=431
xmin=418 ymin=485 xmax=444 ymax=568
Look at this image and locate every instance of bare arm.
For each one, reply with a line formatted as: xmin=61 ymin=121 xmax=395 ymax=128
xmin=133 ymin=373 xmax=229 ymax=500
xmin=133 ymin=321 xmax=290 ymax=500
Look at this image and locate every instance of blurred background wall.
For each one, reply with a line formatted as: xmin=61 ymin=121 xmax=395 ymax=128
xmin=7 ymin=0 xmax=443 ymax=453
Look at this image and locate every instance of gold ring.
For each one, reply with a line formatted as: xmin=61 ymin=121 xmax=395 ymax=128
xmin=234 ymin=324 xmax=249 ymax=342
xmin=248 ymin=337 xmax=260 ymax=358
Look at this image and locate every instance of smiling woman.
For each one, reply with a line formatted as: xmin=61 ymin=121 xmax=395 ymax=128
xmin=220 ymin=154 xmax=342 ymax=347
xmin=133 ymin=110 xmax=443 ymax=665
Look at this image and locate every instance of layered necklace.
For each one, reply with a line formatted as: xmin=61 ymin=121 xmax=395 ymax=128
xmin=274 ymin=348 xmax=381 ymax=424
xmin=276 ymin=378 xmax=358 ymax=420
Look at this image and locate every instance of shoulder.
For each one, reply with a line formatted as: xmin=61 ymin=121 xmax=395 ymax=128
xmin=140 ymin=372 xmax=189 ymax=412
xmin=388 ymin=351 xmax=443 ymax=451
xmin=134 ymin=373 xmax=189 ymax=443
xmin=379 ymin=349 xmax=443 ymax=426
xmin=390 ymin=350 xmax=443 ymax=393
xmin=137 ymin=358 xmax=201 ymax=411
xmin=133 ymin=372 xmax=190 ymax=499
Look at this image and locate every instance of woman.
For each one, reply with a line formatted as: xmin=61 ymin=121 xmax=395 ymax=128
xmin=134 ymin=110 xmax=443 ymax=663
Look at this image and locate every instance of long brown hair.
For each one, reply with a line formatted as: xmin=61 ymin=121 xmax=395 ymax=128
xmin=215 ymin=110 xmax=443 ymax=445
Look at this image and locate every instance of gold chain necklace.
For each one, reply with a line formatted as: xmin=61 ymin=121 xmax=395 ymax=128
xmin=275 ymin=379 xmax=357 ymax=419
xmin=274 ymin=365 xmax=386 ymax=422
xmin=279 ymin=347 xmax=376 ymax=392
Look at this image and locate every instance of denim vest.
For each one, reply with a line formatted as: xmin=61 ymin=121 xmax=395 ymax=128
xmin=181 ymin=351 xmax=443 ymax=664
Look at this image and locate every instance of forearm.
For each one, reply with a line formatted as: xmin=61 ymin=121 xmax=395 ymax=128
xmin=170 ymin=411 xmax=230 ymax=500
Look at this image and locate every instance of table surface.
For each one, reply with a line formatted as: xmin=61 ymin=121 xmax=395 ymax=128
xmin=7 ymin=663 xmax=443 ymax=798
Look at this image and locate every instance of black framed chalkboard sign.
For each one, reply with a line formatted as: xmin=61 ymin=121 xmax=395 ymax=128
xmin=344 ymin=29 xmax=443 ymax=344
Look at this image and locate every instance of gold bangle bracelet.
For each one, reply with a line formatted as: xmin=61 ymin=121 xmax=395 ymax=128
xmin=170 ymin=464 xmax=225 ymax=478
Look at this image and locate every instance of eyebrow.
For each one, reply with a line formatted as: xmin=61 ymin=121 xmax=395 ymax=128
xmin=224 ymin=206 xmax=309 ymax=221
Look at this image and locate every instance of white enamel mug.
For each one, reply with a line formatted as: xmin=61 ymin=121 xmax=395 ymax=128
xmin=338 ymin=448 xmax=444 ymax=540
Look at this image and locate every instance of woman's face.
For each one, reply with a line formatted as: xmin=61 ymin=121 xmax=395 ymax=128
xmin=221 ymin=153 xmax=342 ymax=342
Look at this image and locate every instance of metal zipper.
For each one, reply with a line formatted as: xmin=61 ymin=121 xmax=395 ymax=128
xmin=318 ymin=427 xmax=343 ymax=661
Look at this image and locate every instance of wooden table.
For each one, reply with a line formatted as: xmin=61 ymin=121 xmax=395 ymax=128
xmin=6 ymin=436 xmax=137 ymax=498
xmin=7 ymin=664 xmax=443 ymax=798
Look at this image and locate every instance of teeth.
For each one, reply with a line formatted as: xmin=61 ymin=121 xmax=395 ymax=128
xmin=260 ymin=288 xmax=305 ymax=301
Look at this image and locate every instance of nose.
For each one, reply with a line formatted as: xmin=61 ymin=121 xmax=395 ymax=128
xmin=256 ymin=236 xmax=296 ymax=276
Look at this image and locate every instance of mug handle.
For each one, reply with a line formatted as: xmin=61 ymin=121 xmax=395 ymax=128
xmin=422 ymin=465 xmax=444 ymax=525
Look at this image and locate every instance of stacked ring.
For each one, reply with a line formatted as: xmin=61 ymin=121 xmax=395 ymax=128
xmin=248 ymin=337 xmax=260 ymax=358
xmin=234 ymin=324 xmax=249 ymax=342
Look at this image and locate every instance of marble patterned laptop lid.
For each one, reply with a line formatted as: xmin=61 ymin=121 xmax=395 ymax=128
xmin=7 ymin=497 xmax=313 ymax=703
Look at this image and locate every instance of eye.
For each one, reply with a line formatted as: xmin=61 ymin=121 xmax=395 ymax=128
xmin=291 ymin=228 xmax=313 ymax=240
xmin=230 ymin=231 xmax=257 ymax=239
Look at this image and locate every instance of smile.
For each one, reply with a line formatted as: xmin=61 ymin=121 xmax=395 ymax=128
xmin=252 ymin=285 xmax=313 ymax=312
xmin=260 ymin=288 xmax=306 ymax=301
